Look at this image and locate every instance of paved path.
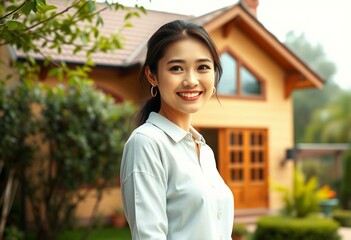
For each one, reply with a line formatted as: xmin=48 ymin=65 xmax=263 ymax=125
xmin=339 ymin=227 xmax=351 ymax=240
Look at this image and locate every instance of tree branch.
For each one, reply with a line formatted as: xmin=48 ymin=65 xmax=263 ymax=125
xmin=0 ymin=0 xmax=30 ymax=20
xmin=24 ymin=0 xmax=82 ymax=32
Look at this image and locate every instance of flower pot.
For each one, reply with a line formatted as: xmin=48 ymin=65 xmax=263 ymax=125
xmin=319 ymin=198 xmax=339 ymax=218
xmin=110 ymin=213 xmax=127 ymax=228
xmin=232 ymin=234 xmax=245 ymax=240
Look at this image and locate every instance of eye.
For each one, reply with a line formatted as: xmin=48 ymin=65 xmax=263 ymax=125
xmin=170 ymin=65 xmax=183 ymax=72
xmin=198 ymin=65 xmax=211 ymax=71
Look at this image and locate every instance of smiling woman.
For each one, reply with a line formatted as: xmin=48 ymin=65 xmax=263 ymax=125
xmin=120 ymin=20 xmax=234 ymax=240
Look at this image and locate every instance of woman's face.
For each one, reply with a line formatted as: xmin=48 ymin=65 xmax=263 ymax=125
xmin=147 ymin=38 xmax=215 ymax=118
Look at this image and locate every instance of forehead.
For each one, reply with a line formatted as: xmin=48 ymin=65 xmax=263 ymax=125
xmin=162 ymin=38 xmax=213 ymax=61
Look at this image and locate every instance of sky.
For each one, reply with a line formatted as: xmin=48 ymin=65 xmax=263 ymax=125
xmin=117 ymin=0 xmax=350 ymax=90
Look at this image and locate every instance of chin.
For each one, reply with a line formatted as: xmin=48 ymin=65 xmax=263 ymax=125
xmin=182 ymin=107 xmax=201 ymax=114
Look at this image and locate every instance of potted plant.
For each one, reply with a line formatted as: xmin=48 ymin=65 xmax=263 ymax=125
xmin=319 ymin=185 xmax=339 ymax=218
xmin=232 ymin=224 xmax=249 ymax=240
xmin=110 ymin=208 xmax=127 ymax=228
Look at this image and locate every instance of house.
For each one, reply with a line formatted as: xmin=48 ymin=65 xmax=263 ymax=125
xmin=12 ymin=0 xmax=324 ymax=224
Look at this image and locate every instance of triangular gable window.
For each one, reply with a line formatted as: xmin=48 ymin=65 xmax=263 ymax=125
xmin=218 ymin=52 xmax=263 ymax=98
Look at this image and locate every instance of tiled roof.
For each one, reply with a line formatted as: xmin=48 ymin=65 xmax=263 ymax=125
xmin=15 ymin=0 xmax=191 ymax=67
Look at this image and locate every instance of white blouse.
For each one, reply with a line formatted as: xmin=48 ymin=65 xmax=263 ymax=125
xmin=120 ymin=112 xmax=234 ymax=240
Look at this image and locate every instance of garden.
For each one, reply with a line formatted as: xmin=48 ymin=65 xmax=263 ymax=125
xmin=1 ymin=1 xmax=351 ymax=239
xmin=232 ymin=151 xmax=351 ymax=240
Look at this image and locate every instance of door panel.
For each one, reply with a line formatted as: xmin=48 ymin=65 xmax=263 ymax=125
xmin=219 ymin=129 xmax=268 ymax=209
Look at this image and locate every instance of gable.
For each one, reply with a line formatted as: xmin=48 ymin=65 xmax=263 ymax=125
xmin=195 ymin=3 xmax=324 ymax=96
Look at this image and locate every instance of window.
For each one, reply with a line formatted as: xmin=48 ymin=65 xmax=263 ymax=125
xmin=217 ymin=52 xmax=237 ymax=94
xmin=218 ymin=51 xmax=263 ymax=97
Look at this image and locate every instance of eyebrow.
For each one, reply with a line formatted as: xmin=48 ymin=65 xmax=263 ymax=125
xmin=166 ymin=58 xmax=213 ymax=64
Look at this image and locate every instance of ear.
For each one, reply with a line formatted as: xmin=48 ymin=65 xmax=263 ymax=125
xmin=145 ymin=66 xmax=158 ymax=86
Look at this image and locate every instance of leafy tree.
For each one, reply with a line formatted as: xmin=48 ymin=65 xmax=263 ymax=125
xmin=283 ymin=32 xmax=339 ymax=143
xmin=33 ymin=79 xmax=135 ymax=239
xmin=0 ymin=0 xmax=143 ymax=239
xmin=303 ymin=90 xmax=351 ymax=210
xmin=0 ymin=0 xmax=145 ymax=75
xmin=340 ymin=151 xmax=351 ymax=209
xmin=0 ymin=80 xmax=39 ymax=239
xmin=1 ymin=79 xmax=135 ymax=240
xmin=304 ymin=90 xmax=351 ymax=143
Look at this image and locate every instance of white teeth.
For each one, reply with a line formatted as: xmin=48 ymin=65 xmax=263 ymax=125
xmin=179 ymin=92 xmax=200 ymax=98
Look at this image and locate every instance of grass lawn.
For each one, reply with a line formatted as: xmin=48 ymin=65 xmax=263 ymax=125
xmin=28 ymin=227 xmax=131 ymax=240
xmin=27 ymin=227 xmax=254 ymax=239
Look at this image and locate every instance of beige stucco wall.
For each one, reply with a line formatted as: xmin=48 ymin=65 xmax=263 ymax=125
xmin=89 ymin=67 xmax=148 ymax=105
xmin=192 ymin=27 xmax=294 ymax=211
xmin=74 ymin=188 xmax=124 ymax=224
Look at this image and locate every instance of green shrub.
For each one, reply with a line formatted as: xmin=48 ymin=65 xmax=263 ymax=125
xmin=340 ymin=151 xmax=351 ymax=209
xmin=4 ymin=226 xmax=24 ymax=240
xmin=1 ymin=79 xmax=136 ymax=240
xmin=232 ymin=223 xmax=249 ymax=236
xmin=332 ymin=209 xmax=351 ymax=227
xmin=253 ymin=216 xmax=340 ymax=240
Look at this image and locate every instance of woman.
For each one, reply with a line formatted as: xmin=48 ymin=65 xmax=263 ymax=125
xmin=120 ymin=20 xmax=234 ymax=240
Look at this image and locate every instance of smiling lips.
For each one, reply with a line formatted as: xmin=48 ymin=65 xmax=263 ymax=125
xmin=177 ymin=91 xmax=203 ymax=101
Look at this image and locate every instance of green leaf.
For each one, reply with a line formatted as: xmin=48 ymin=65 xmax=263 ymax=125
xmin=124 ymin=12 xmax=132 ymax=20
xmin=35 ymin=0 xmax=45 ymax=12
xmin=124 ymin=22 xmax=133 ymax=28
xmin=86 ymin=0 xmax=96 ymax=12
xmin=47 ymin=68 xmax=58 ymax=77
xmin=96 ymin=15 xmax=103 ymax=27
xmin=132 ymin=11 xmax=140 ymax=18
xmin=73 ymin=46 xmax=82 ymax=55
xmin=21 ymin=1 xmax=36 ymax=16
xmin=7 ymin=20 xmax=24 ymax=30
xmin=136 ymin=5 xmax=147 ymax=14
xmin=79 ymin=32 xmax=89 ymax=44
xmin=42 ymin=4 xmax=57 ymax=12
xmin=5 ymin=5 xmax=18 ymax=12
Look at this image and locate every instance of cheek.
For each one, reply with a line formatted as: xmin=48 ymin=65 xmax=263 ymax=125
xmin=205 ymin=74 xmax=216 ymax=88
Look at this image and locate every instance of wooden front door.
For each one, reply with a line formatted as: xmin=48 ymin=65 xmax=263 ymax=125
xmin=219 ymin=129 xmax=269 ymax=209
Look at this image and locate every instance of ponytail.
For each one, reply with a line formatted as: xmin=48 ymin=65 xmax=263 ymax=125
xmin=135 ymin=89 xmax=161 ymax=127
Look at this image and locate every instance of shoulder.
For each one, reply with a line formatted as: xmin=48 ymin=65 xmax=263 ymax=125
xmin=124 ymin=122 xmax=168 ymax=151
xmin=121 ymin=123 xmax=168 ymax=182
xmin=129 ymin=122 xmax=167 ymax=143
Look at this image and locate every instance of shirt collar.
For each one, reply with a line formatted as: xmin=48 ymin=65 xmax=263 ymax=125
xmin=146 ymin=112 xmax=205 ymax=144
xmin=190 ymin=126 xmax=206 ymax=145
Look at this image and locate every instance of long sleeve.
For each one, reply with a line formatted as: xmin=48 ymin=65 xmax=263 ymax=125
xmin=120 ymin=132 xmax=168 ymax=240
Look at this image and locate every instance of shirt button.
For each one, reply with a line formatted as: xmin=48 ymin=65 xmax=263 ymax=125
xmin=217 ymin=210 xmax=222 ymax=220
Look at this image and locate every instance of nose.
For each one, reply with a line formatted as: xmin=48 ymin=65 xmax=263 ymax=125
xmin=183 ymin=71 xmax=199 ymax=87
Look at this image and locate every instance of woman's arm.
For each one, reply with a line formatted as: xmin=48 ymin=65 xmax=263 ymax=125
xmin=120 ymin=132 xmax=167 ymax=239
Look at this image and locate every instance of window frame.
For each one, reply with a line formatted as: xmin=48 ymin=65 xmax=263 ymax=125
xmin=218 ymin=49 xmax=266 ymax=100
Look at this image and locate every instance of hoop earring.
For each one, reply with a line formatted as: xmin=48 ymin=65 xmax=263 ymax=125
xmin=150 ymin=85 xmax=158 ymax=97
xmin=212 ymin=87 xmax=216 ymax=96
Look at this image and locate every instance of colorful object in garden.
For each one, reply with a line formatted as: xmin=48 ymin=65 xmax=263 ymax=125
xmin=319 ymin=185 xmax=338 ymax=218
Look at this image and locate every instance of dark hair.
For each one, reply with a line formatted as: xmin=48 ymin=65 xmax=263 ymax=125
xmin=136 ymin=20 xmax=222 ymax=126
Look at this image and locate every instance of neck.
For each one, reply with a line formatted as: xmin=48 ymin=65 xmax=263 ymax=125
xmin=158 ymin=108 xmax=192 ymax=132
